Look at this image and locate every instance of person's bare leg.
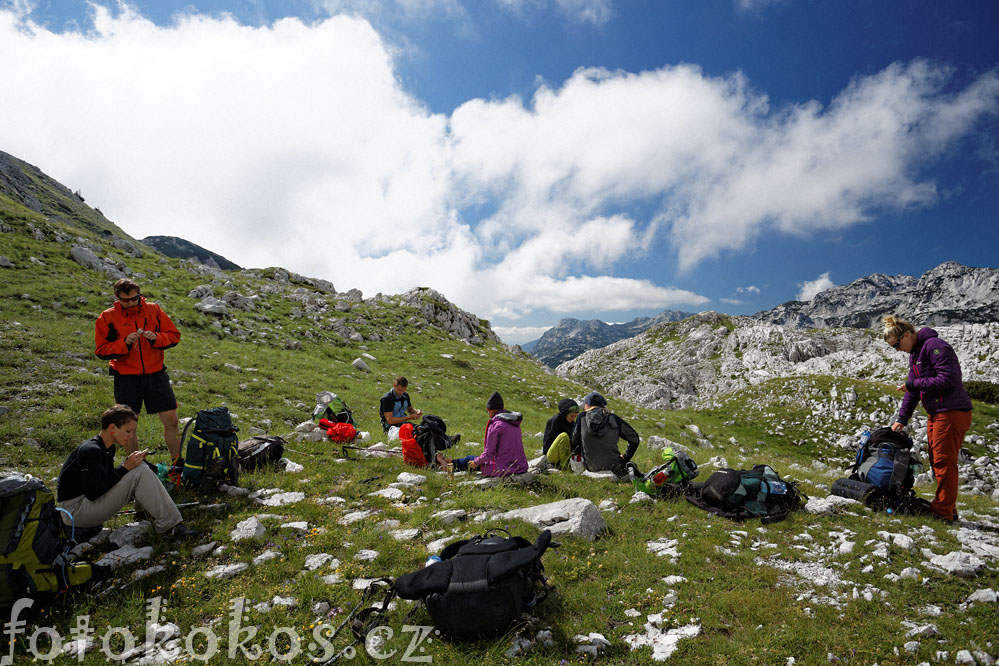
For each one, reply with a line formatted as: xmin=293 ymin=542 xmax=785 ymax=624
xmin=158 ymin=409 xmax=181 ymax=459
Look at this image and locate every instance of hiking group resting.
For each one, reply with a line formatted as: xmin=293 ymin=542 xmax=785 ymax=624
xmin=51 ymin=290 xmax=973 ymax=549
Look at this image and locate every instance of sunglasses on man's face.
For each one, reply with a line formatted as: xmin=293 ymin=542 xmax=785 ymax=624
xmin=118 ymin=293 xmax=141 ymax=303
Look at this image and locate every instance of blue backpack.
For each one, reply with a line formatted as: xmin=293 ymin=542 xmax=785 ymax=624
xmin=850 ymin=427 xmax=916 ymax=501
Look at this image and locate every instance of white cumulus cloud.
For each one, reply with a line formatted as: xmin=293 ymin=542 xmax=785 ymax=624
xmin=797 ymin=272 xmax=835 ymax=301
xmin=1 ymin=5 xmax=996 ymax=326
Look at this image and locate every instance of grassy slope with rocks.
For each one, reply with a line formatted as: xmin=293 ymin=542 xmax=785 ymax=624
xmin=1 ymin=189 xmax=998 ymax=665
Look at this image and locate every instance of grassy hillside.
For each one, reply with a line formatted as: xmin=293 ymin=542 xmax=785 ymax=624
xmin=1 ymin=191 xmax=998 ymax=665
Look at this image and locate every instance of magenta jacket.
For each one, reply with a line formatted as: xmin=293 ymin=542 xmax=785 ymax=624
xmin=475 ymin=411 xmax=529 ymax=477
xmin=896 ymin=327 xmax=973 ymax=426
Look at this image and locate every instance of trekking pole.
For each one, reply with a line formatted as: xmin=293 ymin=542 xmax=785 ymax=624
xmin=115 ymin=501 xmax=201 ymax=517
xmin=341 ymin=444 xmax=402 ymax=458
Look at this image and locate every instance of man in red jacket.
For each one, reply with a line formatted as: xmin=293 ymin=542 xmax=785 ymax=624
xmin=95 ymin=278 xmax=182 ymax=462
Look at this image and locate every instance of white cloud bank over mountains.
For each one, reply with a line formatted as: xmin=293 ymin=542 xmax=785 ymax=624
xmin=1 ymin=5 xmax=997 ymax=323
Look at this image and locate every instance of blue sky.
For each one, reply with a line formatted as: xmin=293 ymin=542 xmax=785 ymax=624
xmin=2 ymin=1 xmax=997 ymax=344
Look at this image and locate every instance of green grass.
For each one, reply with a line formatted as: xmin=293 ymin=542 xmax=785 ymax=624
xmin=1 ymin=207 xmax=998 ymax=665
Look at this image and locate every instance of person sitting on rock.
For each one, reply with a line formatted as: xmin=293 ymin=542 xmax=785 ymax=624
xmin=380 ymin=376 xmax=422 ymax=432
xmin=437 ymin=392 xmax=528 ymax=477
xmin=57 ymin=404 xmax=198 ymax=539
xmin=571 ymin=392 xmax=640 ymax=477
xmin=544 ymin=398 xmax=579 ymax=469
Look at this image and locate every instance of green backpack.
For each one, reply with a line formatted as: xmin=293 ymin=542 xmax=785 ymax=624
xmin=180 ymin=407 xmax=240 ymax=489
xmin=631 ymin=447 xmax=700 ymax=496
xmin=1 ymin=474 xmax=99 ymax=608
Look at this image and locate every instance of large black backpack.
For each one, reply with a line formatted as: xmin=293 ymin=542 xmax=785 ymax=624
xmin=1 ymin=475 xmax=101 ymax=609
xmin=412 ymin=415 xmax=457 ymax=464
xmin=687 ymin=464 xmax=804 ymax=524
xmin=236 ymin=435 xmax=286 ymax=472
xmin=394 ymin=530 xmax=554 ymax=639
xmin=181 ymin=407 xmax=239 ymax=490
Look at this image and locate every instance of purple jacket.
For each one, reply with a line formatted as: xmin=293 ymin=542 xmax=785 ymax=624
xmin=896 ymin=327 xmax=973 ymax=425
xmin=475 ymin=410 xmax=529 ymax=477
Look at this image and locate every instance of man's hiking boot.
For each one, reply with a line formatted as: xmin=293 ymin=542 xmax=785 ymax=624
xmin=167 ymin=523 xmax=199 ymax=540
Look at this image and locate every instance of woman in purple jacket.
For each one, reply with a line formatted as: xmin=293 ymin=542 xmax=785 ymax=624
xmin=884 ymin=316 xmax=973 ymax=522
xmin=437 ymin=392 xmax=528 ymax=477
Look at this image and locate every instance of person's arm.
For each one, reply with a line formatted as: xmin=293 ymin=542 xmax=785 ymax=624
xmin=78 ymin=446 xmax=127 ymax=501
xmin=570 ymin=416 xmax=582 ymax=454
xmin=94 ymin=313 xmax=129 ymax=360
xmin=148 ymin=304 xmax=181 ymax=349
xmin=476 ymin=421 xmax=499 ymax=467
xmin=895 ymin=364 xmax=919 ymax=427
xmin=616 ymin=415 xmax=640 ymax=462
xmin=905 ymin=341 xmax=963 ymax=393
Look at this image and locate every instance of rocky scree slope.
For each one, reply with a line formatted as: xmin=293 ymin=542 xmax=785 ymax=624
xmin=557 ymin=311 xmax=999 ymax=411
xmin=754 ymin=261 xmax=999 ymax=328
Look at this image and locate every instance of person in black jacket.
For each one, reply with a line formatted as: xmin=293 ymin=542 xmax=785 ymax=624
xmin=57 ymin=404 xmax=197 ymax=538
xmin=571 ymin=392 xmax=640 ymax=476
xmin=543 ymin=399 xmax=579 ymax=469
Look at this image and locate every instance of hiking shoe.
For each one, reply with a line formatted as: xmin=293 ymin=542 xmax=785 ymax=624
xmin=133 ymin=510 xmax=149 ymax=521
xmin=450 ymin=433 xmax=462 ymax=447
xmin=167 ymin=523 xmax=199 ymax=540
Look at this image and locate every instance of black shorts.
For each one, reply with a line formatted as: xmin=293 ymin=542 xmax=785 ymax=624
xmin=113 ymin=369 xmax=177 ymax=415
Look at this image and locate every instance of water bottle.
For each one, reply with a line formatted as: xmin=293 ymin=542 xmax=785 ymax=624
xmin=859 ymin=429 xmax=871 ymax=446
xmin=425 ymin=555 xmax=442 ymax=568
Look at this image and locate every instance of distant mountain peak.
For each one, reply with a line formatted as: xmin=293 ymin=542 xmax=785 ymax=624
xmin=754 ymin=262 xmax=999 ymax=328
xmin=141 ymin=235 xmax=241 ymax=270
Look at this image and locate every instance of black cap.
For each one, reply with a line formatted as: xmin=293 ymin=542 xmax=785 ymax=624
xmin=486 ymin=391 xmax=504 ymax=410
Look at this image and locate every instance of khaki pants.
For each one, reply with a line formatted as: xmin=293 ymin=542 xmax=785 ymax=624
xmin=59 ymin=465 xmax=182 ymax=534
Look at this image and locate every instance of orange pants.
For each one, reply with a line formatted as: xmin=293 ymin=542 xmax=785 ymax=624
xmin=926 ymin=410 xmax=972 ymax=520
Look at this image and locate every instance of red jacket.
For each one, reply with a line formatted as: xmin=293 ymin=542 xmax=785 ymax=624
xmin=94 ymin=297 xmax=180 ymax=375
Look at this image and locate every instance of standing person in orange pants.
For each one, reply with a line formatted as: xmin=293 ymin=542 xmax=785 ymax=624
xmin=884 ymin=316 xmax=973 ymax=522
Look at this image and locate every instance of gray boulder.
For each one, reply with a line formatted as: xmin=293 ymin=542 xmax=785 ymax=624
xmin=499 ymin=497 xmax=607 ymax=541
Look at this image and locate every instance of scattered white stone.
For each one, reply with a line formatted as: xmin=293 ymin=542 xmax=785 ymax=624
xmin=967 ymin=588 xmax=998 ymax=603
xmin=253 ymin=550 xmax=282 ymax=565
xmin=368 ymin=487 xmax=405 ymax=500
xmin=928 ymin=551 xmax=986 ymax=577
xmin=317 ymin=496 xmax=347 ymax=506
xmin=60 ymin=639 xmax=94 ymax=659
xmin=282 ymin=459 xmax=304 ymax=473
xmin=805 ymin=496 xmax=861 ymax=515
xmin=230 ymin=517 xmax=266 ymax=542
xmin=598 ymin=499 xmax=618 ymax=512
xmin=96 ymin=545 xmax=154 ymax=569
xmin=353 ymin=578 xmax=377 ymax=591
xmin=647 ymin=538 xmax=681 ymax=560
xmin=426 ymin=537 xmax=452 ymax=554
xmin=271 ymin=595 xmax=297 ymax=608
xmin=204 ymin=563 xmax=249 ymax=579
xmin=354 ymin=549 xmax=379 ymax=562
xmin=339 ymin=510 xmax=377 ymax=525
xmin=432 ymin=509 xmax=467 ymax=524
xmin=499 ymin=497 xmax=607 ymax=541
xmin=624 ymin=620 xmax=702 ymax=661
xmin=391 ymin=528 xmax=421 ymax=541
xmin=625 ymin=608 xmax=642 ymax=618
xmin=109 ymin=522 xmax=151 ymax=548
xmin=506 ymin=637 xmax=533 ymax=658
xmin=396 ymin=472 xmax=426 ymax=485
xmin=257 ymin=491 xmax=305 ymax=507
xmin=192 ymin=541 xmax=218 ymax=557
xmin=630 ymin=491 xmax=654 ymax=504
xmin=905 ymin=624 xmax=938 ymax=638
xmin=662 ymin=575 xmax=687 ymax=585
xmin=305 ymin=554 xmax=335 ymax=571
xmin=904 ymin=641 xmax=920 ymax=653
xmin=132 ymin=565 xmax=166 ymax=581
xmin=281 ymin=521 xmax=309 ymax=532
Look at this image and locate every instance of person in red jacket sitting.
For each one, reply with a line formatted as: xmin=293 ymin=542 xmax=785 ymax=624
xmin=94 ymin=278 xmax=182 ymax=464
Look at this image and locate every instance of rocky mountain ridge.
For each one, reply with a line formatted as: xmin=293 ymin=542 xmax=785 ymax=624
xmin=754 ymin=261 xmax=999 ymax=328
xmin=557 ymin=311 xmax=999 ymax=411
xmin=531 ymin=310 xmax=694 ymax=367
xmin=141 ymin=235 xmax=242 ymax=270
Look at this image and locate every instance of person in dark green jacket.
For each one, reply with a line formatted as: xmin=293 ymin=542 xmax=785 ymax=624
xmin=571 ymin=392 xmax=640 ymax=476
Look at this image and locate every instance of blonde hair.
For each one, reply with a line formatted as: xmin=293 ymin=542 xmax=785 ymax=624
xmin=883 ymin=315 xmax=916 ymax=343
